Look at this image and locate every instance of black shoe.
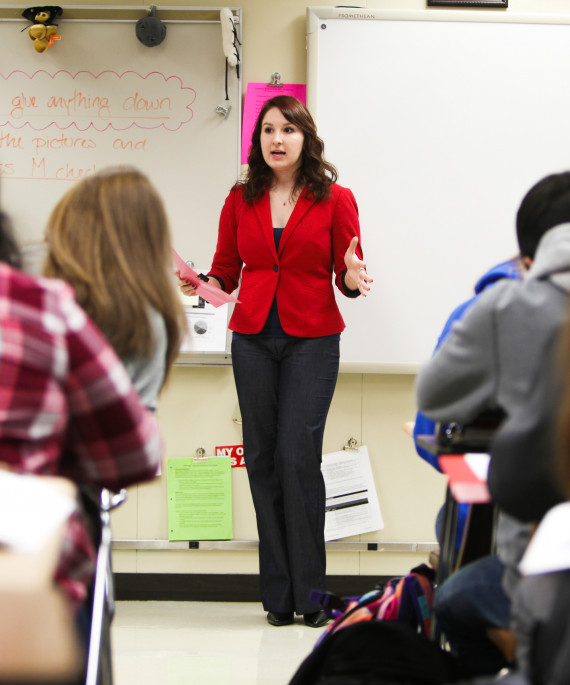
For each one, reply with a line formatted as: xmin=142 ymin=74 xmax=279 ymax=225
xmin=303 ymin=610 xmax=331 ymax=628
xmin=267 ymin=611 xmax=294 ymax=626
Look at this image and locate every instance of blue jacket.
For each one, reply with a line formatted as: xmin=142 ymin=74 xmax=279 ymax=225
xmin=413 ymin=258 xmax=522 ymax=470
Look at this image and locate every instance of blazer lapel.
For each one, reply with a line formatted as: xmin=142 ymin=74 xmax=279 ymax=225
xmin=253 ymin=191 xmax=278 ymax=259
xmin=278 ymin=191 xmax=316 ymax=255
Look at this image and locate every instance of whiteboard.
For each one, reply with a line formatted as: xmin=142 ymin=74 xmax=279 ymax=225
xmin=307 ymin=8 xmax=570 ymax=372
xmin=0 ymin=6 xmax=241 ymax=364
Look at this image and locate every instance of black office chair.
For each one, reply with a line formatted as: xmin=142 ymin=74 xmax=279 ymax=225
xmin=421 ymin=411 xmax=504 ymax=644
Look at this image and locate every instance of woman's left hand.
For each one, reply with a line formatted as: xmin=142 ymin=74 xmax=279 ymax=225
xmin=344 ymin=236 xmax=373 ymax=296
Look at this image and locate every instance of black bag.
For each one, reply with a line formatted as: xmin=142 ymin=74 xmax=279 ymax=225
xmin=288 ymin=621 xmax=463 ymax=685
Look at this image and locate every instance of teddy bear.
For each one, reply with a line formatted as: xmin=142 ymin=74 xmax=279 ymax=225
xmin=22 ymin=6 xmax=63 ymax=53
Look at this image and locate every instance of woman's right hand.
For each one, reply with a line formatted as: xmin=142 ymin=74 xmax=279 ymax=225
xmin=177 ymin=272 xmax=223 ymax=296
xmin=176 ymin=272 xmax=198 ymax=297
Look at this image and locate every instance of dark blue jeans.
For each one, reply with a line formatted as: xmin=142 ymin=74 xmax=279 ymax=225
xmin=434 ymin=554 xmax=512 ymax=677
xmin=231 ymin=334 xmax=340 ymax=615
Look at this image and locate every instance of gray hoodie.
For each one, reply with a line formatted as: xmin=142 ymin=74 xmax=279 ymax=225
xmin=415 ymin=223 xmax=570 ymax=426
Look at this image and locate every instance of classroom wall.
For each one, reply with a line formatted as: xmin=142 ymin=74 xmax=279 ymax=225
xmin=110 ymin=0 xmax=446 ymax=580
xmin=3 ymin=0 xmax=564 ymax=582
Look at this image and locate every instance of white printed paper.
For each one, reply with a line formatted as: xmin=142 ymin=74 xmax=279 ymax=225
xmin=464 ymin=453 xmax=491 ymax=482
xmin=179 ymin=275 xmax=229 ymax=354
xmin=321 ymin=446 xmax=384 ymax=541
xmin=519 ymin=502 xmax=570 ymax=576
xmin=0 ymin=471 xmax=76 ymax=553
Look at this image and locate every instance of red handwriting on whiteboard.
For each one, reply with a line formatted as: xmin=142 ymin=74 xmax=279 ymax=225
xmin=112 ymin=138 xmax=147 ymax=151
xmin=123 ymin=93 xmax=172 ymax=112
xmin=1 ymin=70 xmax=196 ymax=132
xmin=10 ymin=93 xmax=38 ymax=118
xmin=32 ymin=134 xmax=97 ymax=151
xmin=0 ymin=131 xmax=24 ymax=149
xmin=0 ymin=71 xmax=198 ymax=182
xmin=30 ymin=156 xmax=96 ymax=181
xmin=46 ymin=92 xmax=111 ymax=118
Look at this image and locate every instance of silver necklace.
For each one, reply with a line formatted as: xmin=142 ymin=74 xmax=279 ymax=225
xmin=272 ymin=188 xmax=294 ymax=206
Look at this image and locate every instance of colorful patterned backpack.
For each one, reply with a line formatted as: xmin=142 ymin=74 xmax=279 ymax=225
xmin=311 ymin=563 xmax=436 ymax=648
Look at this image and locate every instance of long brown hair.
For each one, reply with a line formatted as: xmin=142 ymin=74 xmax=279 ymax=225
xmin=241 ymin=95 xmax=337 ymax=203
xmin=43 ymin=167 xmax=185 ymax=384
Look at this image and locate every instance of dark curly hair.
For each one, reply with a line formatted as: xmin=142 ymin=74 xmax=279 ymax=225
xmin=240 ymin=95 xmax=337 ymax=203
xmin=0 ymin=210 xmax=22 ymax=268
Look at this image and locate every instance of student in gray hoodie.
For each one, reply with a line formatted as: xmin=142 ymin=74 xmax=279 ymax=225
xmin=415 ymin=171 xmax=570 ymax=678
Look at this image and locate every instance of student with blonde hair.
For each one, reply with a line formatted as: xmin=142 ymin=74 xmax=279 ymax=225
xmin=43 ymin=167 xmax=186 ymax=409
xmin=0 ymin=200 xmax=162 ymax=636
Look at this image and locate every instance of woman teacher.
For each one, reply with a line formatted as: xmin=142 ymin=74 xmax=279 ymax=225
xmin=180 ymin=95 xmax=372 ymax=627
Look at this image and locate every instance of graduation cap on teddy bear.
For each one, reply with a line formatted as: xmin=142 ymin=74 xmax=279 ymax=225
xmin=22 ymin=6 xmax=63 ymax=53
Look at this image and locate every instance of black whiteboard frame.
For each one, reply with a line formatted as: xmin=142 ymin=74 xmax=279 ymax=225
xmin=427 ymin=1 xmax=507 ymax=8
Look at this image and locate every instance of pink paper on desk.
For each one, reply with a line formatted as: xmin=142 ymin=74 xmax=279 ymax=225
xmin=439 ymin=454 xmax=491 ymax=504
xmin=241 ymin=82 xmax=307 ymax=164
xmin=171 ymin=248 xmax=240 ymax=308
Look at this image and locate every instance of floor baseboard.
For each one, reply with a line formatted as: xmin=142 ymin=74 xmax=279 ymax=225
xmin=114 ymin=573 xmax=393 ymax=602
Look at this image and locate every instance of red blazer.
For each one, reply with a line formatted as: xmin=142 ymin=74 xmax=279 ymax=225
xmin=209 ymin=183 xmax=363 ymax=337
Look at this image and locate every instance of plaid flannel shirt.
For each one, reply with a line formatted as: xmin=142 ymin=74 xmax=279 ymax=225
xmin=0 ymin=263 xmax=162 ymax=606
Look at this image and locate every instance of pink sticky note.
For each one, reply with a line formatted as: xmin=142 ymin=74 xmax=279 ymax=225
xmin=241 ymin=82 xmax=307 ymax=164
xmin=171 ymin=248 xmax=240 ymax=308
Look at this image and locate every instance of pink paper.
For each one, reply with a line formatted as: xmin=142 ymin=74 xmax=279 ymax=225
xmin=171 ymin=248 xmax=240 ymax=308
xmin=241 ymin=82 xmax=307 ymax=164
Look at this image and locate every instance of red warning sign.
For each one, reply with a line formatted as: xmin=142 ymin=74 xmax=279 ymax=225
xmin=215 ymin=444 xmax=245 ymax=468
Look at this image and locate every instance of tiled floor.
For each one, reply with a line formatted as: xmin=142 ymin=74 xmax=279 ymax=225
xmin=112 ymin=601 xmax=326 ymax=685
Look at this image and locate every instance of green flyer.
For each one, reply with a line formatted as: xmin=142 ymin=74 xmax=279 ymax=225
xmin=167 ymin=457 xmax=232 ymax=541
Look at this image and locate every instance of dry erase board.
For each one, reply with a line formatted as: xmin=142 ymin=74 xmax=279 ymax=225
xmin=0 ymin=6 xmax=241 ymax=363
xmin=307 ymin=8 xmax=570 ymax=372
